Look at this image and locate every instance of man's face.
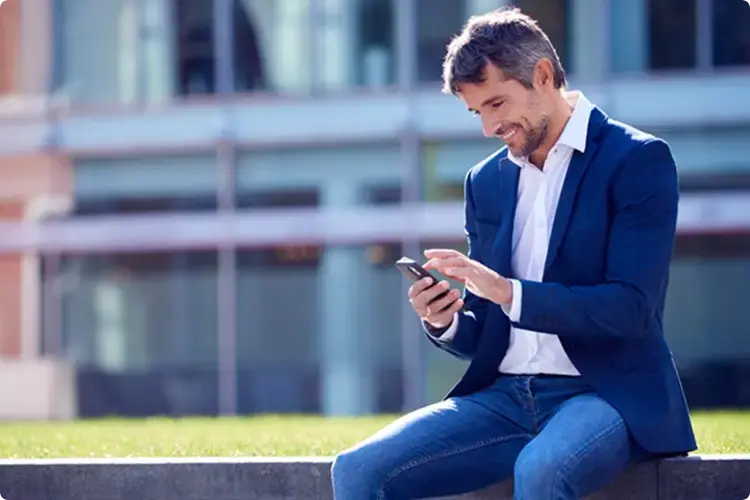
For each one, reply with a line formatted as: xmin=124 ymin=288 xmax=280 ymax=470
xmin=457 ymin=63 xmax=550 ymax=159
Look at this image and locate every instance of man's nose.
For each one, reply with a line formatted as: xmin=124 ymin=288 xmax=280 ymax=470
xmin=481 ymin=119 xmax=496 ymax=138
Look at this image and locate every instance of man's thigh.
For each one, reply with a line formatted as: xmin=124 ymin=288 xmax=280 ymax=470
xmin=331 ymin=388 xmax=532 ymax=499
xmin=514 ymin=392 xmax=641 ymax=499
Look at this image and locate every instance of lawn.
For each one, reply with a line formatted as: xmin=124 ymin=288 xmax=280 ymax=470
xmin=0 ymin=411 xmax=746 ymax=459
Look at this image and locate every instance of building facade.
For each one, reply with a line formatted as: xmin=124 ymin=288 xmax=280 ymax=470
xmin=1 ymin=0 xmax=750 ymax=419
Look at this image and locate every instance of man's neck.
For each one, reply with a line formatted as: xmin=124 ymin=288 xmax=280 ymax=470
xmin=528 ymin=93 xmax=575 ymax=168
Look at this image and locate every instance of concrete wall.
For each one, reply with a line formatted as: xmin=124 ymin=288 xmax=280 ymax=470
xmin=0 ymin=456 xmax=747 ymax=500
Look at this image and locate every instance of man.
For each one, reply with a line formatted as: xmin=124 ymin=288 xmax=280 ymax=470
xmin=331 ymin=8 xmax=696 ymax=500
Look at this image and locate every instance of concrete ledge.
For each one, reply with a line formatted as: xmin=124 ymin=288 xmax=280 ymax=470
xmin=0 ymin=455 xmax=748 ymax=499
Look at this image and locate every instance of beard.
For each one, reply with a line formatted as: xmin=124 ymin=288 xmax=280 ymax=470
xmin=512 ymin=115 xmax=550 ymax=158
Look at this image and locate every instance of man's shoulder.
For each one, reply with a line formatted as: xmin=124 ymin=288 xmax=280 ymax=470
xmin=466 ymin=146 xmax=509 ymax=181
xmin=600 ymin=113 xmax=669 ymax=153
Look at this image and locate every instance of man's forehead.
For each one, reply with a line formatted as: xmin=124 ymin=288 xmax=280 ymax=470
xmin=459 ymin=69 xmax=513 ymax=92
xmin=456 ymin=76 xmax=514 ymax=104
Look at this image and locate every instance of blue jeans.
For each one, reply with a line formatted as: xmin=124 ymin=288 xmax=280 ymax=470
xmin=331 ymin=375 xmax=650 ymax=499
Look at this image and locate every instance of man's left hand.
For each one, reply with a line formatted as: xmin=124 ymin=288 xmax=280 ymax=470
xmin=423 ymin=249 xmax=513 ymax=306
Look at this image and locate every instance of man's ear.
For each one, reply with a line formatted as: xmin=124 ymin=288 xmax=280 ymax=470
xmin=533 ymin=59 xmax=555 ymax=89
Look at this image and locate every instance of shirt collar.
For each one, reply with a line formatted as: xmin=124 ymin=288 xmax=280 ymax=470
xmin=507 ymin=90 xmax=592 ymax=166
xmin=558 ymin=90 xmax=591 ymax=153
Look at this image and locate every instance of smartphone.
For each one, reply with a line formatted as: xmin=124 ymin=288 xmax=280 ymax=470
xmin=394 ymin=256 xmax=452 ymax=306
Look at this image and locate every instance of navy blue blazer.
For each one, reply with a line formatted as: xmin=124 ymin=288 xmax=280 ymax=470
xmin=426 ymin=106 xmax=697 ymax=456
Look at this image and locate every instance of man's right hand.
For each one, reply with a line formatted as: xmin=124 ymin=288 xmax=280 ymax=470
xmin=408 ymin=277 xmax=464 ymax=329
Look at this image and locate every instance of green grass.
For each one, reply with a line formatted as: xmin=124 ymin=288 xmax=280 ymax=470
xmin=0 ymin=411 xmax=746 ymax=459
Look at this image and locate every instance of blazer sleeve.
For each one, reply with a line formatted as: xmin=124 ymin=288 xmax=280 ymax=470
xmin=510 ymin=138 xmax=678 ymax=339
xmin=423 ymin=169 xmax=490 ymax=360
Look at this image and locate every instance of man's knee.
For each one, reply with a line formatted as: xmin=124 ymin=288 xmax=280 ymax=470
xmin=513 ymin=446 xmax=575 ymax=499
xmin=331 ymin=443 xmax=390 ymax=497
xmin=331 ymin=446 xmax=369 ymax=489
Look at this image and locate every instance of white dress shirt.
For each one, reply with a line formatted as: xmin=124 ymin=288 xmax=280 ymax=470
xmin=437 ymin=91 xmax=593 ymax=376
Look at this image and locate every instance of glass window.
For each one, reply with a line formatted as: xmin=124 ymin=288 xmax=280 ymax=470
xmin=313 ymin=0 xmax=396 ymax=91
xmin=176 ymin=0 xmax=215 ymax=96
xmin=73 ymin=155 xmax=218 ymax=206
xmin=422 ymin=140 xmax=500 ymax=202
xmin=416 ymin=0 xmax=571 ymax=83
xmin=74 ymin=195 xmax=217 ymax=216
xmin=172 ymin=0 xmax=272 ymax=97
xmin=45 ymin=193 xmax=220 ymax=417
xmin=234 ymin=0 xmax=312 ymax=94
xmin=235 ymin=188 xmax=321 ymax=413
xmin=50 ymin=249 xmax=219 ymax=417
xmin=648 ymin=0 xmax=696 ymax=70
xmin=53 ymin=0 xmax=273 ymax=103
xmin=235 ymin=185 xmax=408 ymax=414
xmin=40 ymin=185 xmax=221 ymax=417
xmin=234 ymin=0 xmax=396 ymax=94
xmin=665 ymin=232 xmax=750 ymax=408
xmin=712 ymin=0 xmax=750 ymax=67
xmin=611 ymin=0 xmax=698 ymax=73
xmin=55 ymin=0 xmax=181 ymax=105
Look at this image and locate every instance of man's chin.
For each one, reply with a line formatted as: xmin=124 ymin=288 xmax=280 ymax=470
xmin=506 ymin=145 xmax=526 ymax=158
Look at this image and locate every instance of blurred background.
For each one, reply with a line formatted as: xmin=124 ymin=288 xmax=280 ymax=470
xmin=0 ymin=0 xmax=749 ymax=421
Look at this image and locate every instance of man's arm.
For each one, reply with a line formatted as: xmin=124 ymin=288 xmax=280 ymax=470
xmin=423 ymin=170 xmax=489 ymax=359
xmin=508 ymin=138 xmax=678 ymax=339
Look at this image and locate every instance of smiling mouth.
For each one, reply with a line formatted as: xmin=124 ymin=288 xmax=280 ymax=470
xmin=499 ymin=127 xmax=518 ymax=141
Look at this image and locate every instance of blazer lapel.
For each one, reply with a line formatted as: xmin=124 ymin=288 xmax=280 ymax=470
xmin=544 ymin=108 xmax=606 ymax=272
xmin=495 ymin=157 xmax=520 ymax=277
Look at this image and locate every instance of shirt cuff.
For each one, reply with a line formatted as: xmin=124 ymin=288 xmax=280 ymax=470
xmin=500 ymin=279 xmax=522 ymax=323
xmin=424 ymin=312 xmax=459 ymax=341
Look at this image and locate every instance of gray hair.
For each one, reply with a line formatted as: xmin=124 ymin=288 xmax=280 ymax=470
xmin=442 ymin=7 xmax=567 ymax=95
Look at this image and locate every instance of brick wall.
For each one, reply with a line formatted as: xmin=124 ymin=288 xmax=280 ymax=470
xmin=0 ymin=156 xmax=73 ymax=359
xmin=0 ymin=1 xmax=73 ymax=359
xmin=0 ymin=0 xmax=20 ymax=95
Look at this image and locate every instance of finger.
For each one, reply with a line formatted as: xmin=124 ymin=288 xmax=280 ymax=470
xmin=412 ymin=280 xmax=450 ymax=311
xmin=440 ymin=267 xmax=474 ymax=279
xmin=423 ymin=248 xmax=463 ymax=260
xmin=425 ymin=257 xmax=468 ymax=272
xmin=425 ymin=297 xmax=464 ymax=324
xmin=426 ymin=288 xmax=461 ymax=315
xmin=407 ymin=277 xmax=437 ymax=299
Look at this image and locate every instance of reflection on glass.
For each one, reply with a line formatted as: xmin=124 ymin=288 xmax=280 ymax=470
xmin=41 ymin=192 xmax=220 ymax=417
xmin=665 ymin=233 xmax=750 ymax=408
xmin=648 ymin=0 xmax=696 ymax=70
xmin=56 ymin=0 xmax=179 ymax=104
xmin=236 ymin=0 xmax=312 ymax=94
xmin=416 ymin=0 xmax=471 ymax=83
xmin=314 ymin=0 xmax=396 ymax=91
xmin=234 ymin=187 xmax=408 ymax=414
xmin=73 ymin=155 xmax=218 ymax=206
xmin=53 ymin=251 xmax=219 ymax=417
xmin=176 ymin=0 xmax=216 ymax=96
xmin=174 ymin=0 xmax=266 ymax=95
xmin=422 ymin=140 xmax=500 ymax=203
xmin=235 ymin=245 xmax=322 ymax=413
xmin=235 ymin=243 xmax=406 ymax=414
xmin=712 ymin=0 xmax=750 ymax=67
xmin=54 ymin=0 xmax=270 ymax=102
